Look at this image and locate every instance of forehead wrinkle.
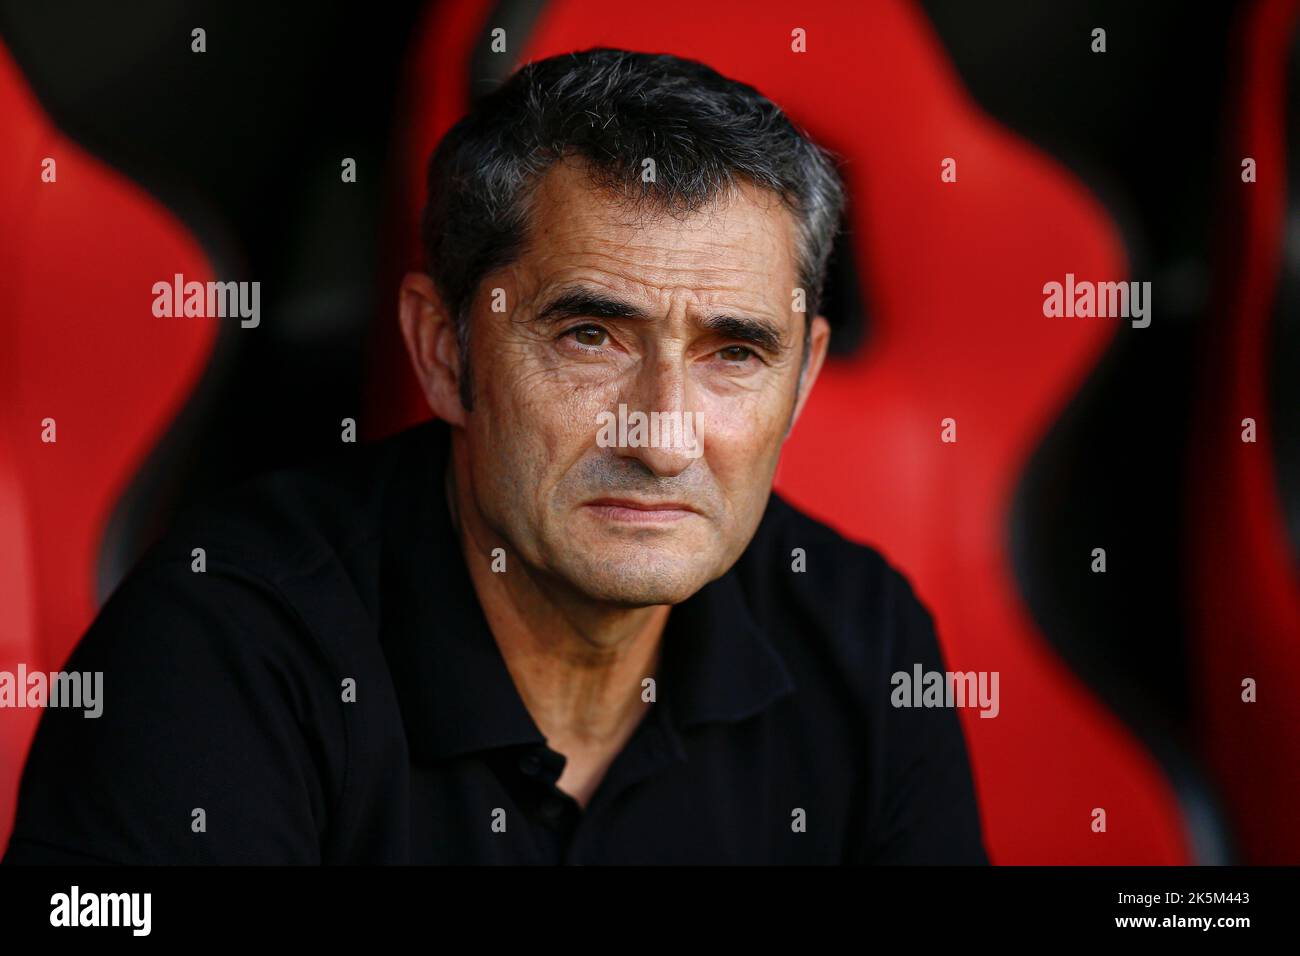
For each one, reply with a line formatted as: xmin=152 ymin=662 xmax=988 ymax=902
xmin=531 ymin=159 xmax=795 ymax=251
xmin=534 ymin=234 xmax=788 ymax=304
xmin=516 ymin=165 xmax=801 ymax=323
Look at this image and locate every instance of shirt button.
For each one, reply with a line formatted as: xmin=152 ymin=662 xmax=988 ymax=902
xmin=518 ymin=751 xmax=542 ymax=776
xmin=540 ymin=799 xmax=565 ymax=821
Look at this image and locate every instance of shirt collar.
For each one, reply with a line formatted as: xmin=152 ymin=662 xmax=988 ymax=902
xmin=379 ymin=418 xmax=796 ymax=765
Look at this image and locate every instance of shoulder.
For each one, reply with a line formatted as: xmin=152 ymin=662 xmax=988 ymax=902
xmin=741 ymin=494 xmax=986 ymax=863
xmin=132 ymin=419 xmax=444 ymax=589
xmin=742 ymin=489 xmax=935 ymax=633
xmin=733 ymin=494 xmax=956 ymax=723
xmin=8 ymin=423 xmax=444 ymax=862
xmin=84 ymin=419 xmax=449 ymax=703
xmin=11 ymin=546 xmax=345 ymax=864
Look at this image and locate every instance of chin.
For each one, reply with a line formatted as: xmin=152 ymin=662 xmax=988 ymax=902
xmin=561 ymin=549 xmax=713 ymax=607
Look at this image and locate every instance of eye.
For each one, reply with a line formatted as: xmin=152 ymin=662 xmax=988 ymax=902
xmin=717 ymin=345 xmax=756 ymax=363
xmin=566 ymin=325 xmax=609 ymax=348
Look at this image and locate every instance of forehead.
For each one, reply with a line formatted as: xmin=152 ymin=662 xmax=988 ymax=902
xmin=513 ymin=159 xmax=800 ymax=301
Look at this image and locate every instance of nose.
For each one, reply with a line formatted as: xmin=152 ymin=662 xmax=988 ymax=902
xmin=612 ymin=351 xmax=703 ymax=478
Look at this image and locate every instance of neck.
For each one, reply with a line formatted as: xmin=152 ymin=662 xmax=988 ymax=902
xmin=444 ymin=449 xmax=668 ymax=751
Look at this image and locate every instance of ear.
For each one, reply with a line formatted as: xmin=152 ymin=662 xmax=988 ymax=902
xmin=787 ymin=313 xmax=831 ymax=434
xmin=398 ymin=272 xmax=467 ymax=426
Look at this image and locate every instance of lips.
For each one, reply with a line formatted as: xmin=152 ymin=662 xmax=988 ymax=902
xmin=582 ymin=497 xmax=698 ymax=523
xmin=586 ymin=497 xmax=696 ymax=512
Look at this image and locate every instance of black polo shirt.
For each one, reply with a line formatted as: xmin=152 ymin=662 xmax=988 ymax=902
xmin=3 ymin=418 xmax=988 ymax=865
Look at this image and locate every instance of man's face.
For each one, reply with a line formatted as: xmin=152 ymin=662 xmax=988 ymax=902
xmin=414 ymin=159 xmax=829 ymax=609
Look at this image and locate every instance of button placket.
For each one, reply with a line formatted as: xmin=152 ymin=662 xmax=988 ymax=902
xmin=518 ymin=750 xmax=542 ymax=777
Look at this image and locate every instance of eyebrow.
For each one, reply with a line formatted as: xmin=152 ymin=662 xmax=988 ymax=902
xmin=536 ymin=288 xmax=648 ymax=323
xmin=534 ymin=286 xmax=788 ymax=353
xmin=700 ymin=314 xmax=785 ymax=354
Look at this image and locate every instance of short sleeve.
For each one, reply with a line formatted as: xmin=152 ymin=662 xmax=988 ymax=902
xmin=2 ymin=559 xmax=336 ymax=865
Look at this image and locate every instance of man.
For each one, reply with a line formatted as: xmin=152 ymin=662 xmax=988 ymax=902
xmin=3 ymin=48 xmax=987 ymax=864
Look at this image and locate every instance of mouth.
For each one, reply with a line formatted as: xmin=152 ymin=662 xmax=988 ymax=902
xmin=582 ymin=497 xmax=699 ymax=524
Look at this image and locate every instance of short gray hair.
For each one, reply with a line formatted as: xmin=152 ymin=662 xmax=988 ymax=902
xmin=421 ymin=47 xmax=846 ymax=410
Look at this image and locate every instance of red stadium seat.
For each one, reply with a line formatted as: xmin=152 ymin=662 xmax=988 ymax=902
xmin=0 ymin=41 xmax=218 ymax=849
xmin=368 ymin=0 xmax=1197 ymax=863
xmin=1186 ymin=0 xmax=1300 ymax=865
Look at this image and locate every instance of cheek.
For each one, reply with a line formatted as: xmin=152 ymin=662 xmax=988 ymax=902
xmin=507 ymin=357 xmax=627 ymax=446
xmin=700 ymin=397 xmax=787 ymax=506
xmin=477 ymin=370 xmax=619 ymax=510
xmin=701 ymin=389 xmax=788 ymax=462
